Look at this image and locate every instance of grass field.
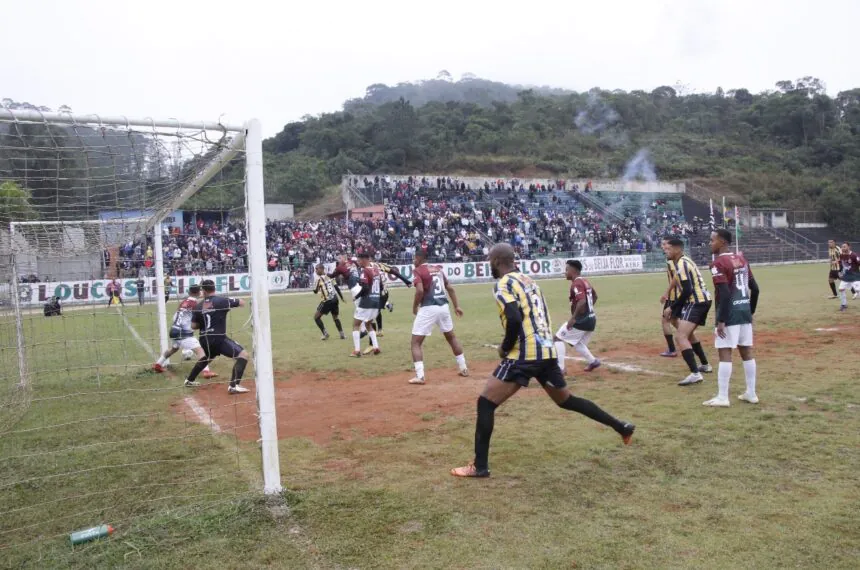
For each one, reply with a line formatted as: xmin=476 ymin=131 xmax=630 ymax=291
xmin=1 ymin=263 xmax=858 ymax=569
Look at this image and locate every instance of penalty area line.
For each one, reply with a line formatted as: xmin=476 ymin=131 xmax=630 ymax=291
xmin=482 ymin=344 xmax=670 ymax=376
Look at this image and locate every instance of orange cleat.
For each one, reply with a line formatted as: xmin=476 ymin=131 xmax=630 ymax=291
xmin=202 ymin=370 xmax=218 ymax=379
xmin=151 ymin=363 xmax=165 ymax=373
xmin=450 ymin=463 xmax=490 ymax=478
xmin=619 ymin=422 xmax=635 ymax=445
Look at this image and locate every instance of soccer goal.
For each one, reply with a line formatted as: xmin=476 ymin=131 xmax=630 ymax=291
xmin=0 ymin=109 xmax=281 ymax=560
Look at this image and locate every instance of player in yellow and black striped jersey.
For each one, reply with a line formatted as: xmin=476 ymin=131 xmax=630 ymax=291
xmin=449 ymin=243 xmax=634 ymax=479
xmin=663 ymin=238 xmax=713 ymax=385
xmin=313 ymin=264 xmax=345 ymax=340
xmin=659 ymin=238 xmax=681 ymax=357
xmin=827 ymin=239 xmax=841 ymax=298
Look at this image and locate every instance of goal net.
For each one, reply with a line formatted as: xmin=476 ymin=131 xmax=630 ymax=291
xmin=0 ymin=109 xmax=280 ymax=562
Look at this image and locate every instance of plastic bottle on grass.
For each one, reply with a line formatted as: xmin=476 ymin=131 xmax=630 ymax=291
xmin=69 ymin=524 xmax=114 ymax=545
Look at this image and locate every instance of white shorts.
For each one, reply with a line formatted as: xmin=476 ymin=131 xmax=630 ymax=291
xmin=838 ymin=280 xmax=860 ymax=292
xmin=412 ymin=305 xmax=454 ymax=336
xmin=714 ymin=323 xmax=753 ymax=349
xmin=171 ymin=336 xmax=201 ymax=352
xmin=555 ymin=324 xmax=593 ymax=346
xmin=354 ymin=307 xmax=379 ymax=322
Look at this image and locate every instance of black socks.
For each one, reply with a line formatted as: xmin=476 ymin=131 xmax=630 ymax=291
xmin=681 ymin=349 xmax=699 ymax=373
xmin=691 ymin=342 xmax=709 ymax=366
xmin=665 ymin=334 xmax=676 ymax=353
xmin=231 ymin=357 xmax=247 ymax=387
xmin=558 ymin=395 xmax=624 ymax=432
xmin=474 ymin=396 xmax=498 ymax=472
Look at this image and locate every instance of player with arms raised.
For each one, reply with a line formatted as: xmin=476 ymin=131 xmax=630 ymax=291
xmin=187 ymin=279 xmax=250 ymax=394
xmin=313 ymin=264 xmax=345 ymax=340
xmin=349 ymin=253 xmax=383 ymax=357
xmin=554 ymin=259 xmax=601 ymax=374
xmin=837 ymin=242 xmax=860 ymax=311
xmin=151 ymin=284 xmax=216 ymax=378
xmin=705 ymin=228 xmax=760 ymax=407
xmin=450 ymin=243 xmax=634 ymax=478
xmin=361 ymin=260 xmax=411 ymax=353
xmin=408 ymin=249 xmax=468 ymax=384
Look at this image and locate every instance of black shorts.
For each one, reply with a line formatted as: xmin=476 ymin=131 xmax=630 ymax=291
xmin=494 ymin=359 xmax=567 ymax=389
xmin=679 ymin=301 xmax=711 ymax=327
xmin=829 ymin=269 xmax=840 ymax=280
xmin=317 ymin=299 xmax=339 ymax=317
xmin=200 ymin=336 xmax=244 ymax=359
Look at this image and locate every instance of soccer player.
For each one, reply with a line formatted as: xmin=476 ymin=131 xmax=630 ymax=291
xmin=705 ymin=228 xmax=760 ymax=407
xmin=151 ymin=284 xmax=216 ymax=379
xmin=837 ymin=242 xmax=860 ymax=311
xmin=313 ymin=264 xmax=345 ymax=340
xmin=659 ymin=238 xmax=679 ymax=357
xmin=349 ymin=253 xmax=383 ymax=357
xmin=361 ymin=261 xmax=411 ymax=353
xmin=554 ymin=259 xmax=601 ymax=375
xmin=106 ymin=278 xmax=124 ymax=307
xmin=163 ymin=274 xmax=173 ymax=304
xmin=409 ymin=249 xmax=468 ymax=384
xmin=450 ymin=243 xmax=635 ymax=478
xmin=827 ymin=239 xmax=841 ymax=299
xmin=186 ymin=279 xmax=250 ymax=394
xmin=136 ymin=274 xmax=146 ymax=305
xmin=663 ymin=238 xmax=713 ymax=386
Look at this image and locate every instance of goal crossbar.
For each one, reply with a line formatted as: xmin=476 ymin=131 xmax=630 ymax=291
xmin=0 ymin=108 xmax=244 ymax=133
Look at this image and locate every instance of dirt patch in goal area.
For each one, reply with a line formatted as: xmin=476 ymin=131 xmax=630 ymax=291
xmin=181 ymin=361 xmax=510 ymax=445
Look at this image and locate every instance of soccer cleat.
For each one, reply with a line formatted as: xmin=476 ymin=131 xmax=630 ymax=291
xmin=321 ymin=333 xmax=329 ymax=341
xmin=151 ymin=363 xmax=166 ymax=373
xmin=387 ymin=302 xmax=394 ymax=312
xmin=853 ymin=292 xmax=859 ymax=300
xmin=361 ymin=346 xmax=375 ymax=355
xmin=339 ymin=331 xmax=345 ymax=339
xmin=377 ymin=331 xmax=385 ymax=338
xmin=840 ymin=305 xmax=847 ymax=312
xmin=408 ymin=376 xmax=426 ymax=385
xmin=702 ymin=397 xmax=730 ymax=407
xmin=371 ymin=348 xmax=381 ymax=355
xmin=458 ymin=368 xmax=470 ymax=377
xmin=450 ymin=463 xmax=490 ymax=478
xmin=228 ymin=384 xmax=250 ymax=394
xmin=202 ymin=370 xmax=218 ymax=379
xmin=738 ymin=392 xmax=759 ymax=404
xmin=584 ymin=359 xmax=602 ymax=372
xmin=828 ymin=295 xmax=838 ymax=299
xmin=349 ymin=350 xmax=362 ymax=358
xmin=678 ymin=372 xmax=704 ymax=386
xmin=698 ymin=364 xmax=713 ymax=373
xmin=660 ymin=351 xmax=678 ymax=358
xmin=619 ymin=422 xmax=635 ymax=445
xmin=184 ymin=379 xmax=200 ymax=387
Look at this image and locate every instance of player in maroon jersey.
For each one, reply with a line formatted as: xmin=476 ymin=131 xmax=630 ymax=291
xmin=349 ymin=253 xmax=383 ymax=357
xmin=837 ymin=242 xmax=860 ymax=311
xmin=705 ymin=228 xmax=760 ymax=407
xmin=553 ymin=260 xmax=601 ymax=374
xmin=408 ymin=250 xmax=468 ymax=384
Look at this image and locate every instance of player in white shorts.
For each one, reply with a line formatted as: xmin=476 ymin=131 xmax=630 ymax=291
xmin=151 ymin=284 xmax=216 ymax=378
xmin=408 ymin=250 xmax=468 ymax=384
xmin=705 ymin=229 xmax=761 ymax=407
xmin=554 ymin=259 xmax=601 ymax=375
xmin=348 ymin=253 xmax=383 ymax=357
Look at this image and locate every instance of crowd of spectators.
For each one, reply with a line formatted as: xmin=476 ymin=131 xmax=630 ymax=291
xmin=105 ymin=176 xmax=703 ymax=288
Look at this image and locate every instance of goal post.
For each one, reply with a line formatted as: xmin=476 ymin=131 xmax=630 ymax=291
xmin=0 ymin=108 xmax=281 ymax=559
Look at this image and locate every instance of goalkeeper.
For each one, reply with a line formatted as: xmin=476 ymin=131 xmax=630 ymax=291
xmin=151 ymin=284 xmax=216 ymax=378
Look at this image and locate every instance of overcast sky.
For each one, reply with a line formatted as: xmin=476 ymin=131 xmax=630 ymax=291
xmin=2 ymin=0 xmax=856 ymax=136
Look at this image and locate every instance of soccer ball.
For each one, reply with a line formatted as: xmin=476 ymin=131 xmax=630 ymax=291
xmin=181 ymin=349 xmax=195 ymax=361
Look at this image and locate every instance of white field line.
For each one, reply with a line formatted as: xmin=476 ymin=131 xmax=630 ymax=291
xmin=482 ymin=344 xmax=670 ymax=376
xmin=114 ymin=308 xmax=224 ymax=435
xmin=183 ymin=396 xmax=222 ymax=433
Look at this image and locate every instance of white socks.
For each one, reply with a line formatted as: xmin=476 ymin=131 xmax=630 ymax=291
xmin=554 ymin=341 xmax=566 ymax=372
xmin=352 ymin=331 xmax=361 ymax=352
xmin=743 ymin=359 xmax=757 ymax=396
xmin=414 ymin=361 xmax=424 ymax=379
xmin=839 ymin=289 xmax=848 ymax=304
xmin=455 ymin=353 xmax=467 ymax=371
xmin=368 ymin=330 xmax=379 ymax=349
xmin=575 ymin=343 xmax=597 ymax=363
xmin=717 ymin=362 xmax=732 ymax=401
xmin=157 ymin=356 xmax=167 ymax=365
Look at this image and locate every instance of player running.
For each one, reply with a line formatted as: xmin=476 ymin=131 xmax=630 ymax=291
xmin=827 ymin=240 xmax=841 ymax=299
xmin=837 ymin=242 xmax=860 ymax=311
xmin=151 ymin=284 xmax=216 ymax=379
xmin=313 ymin=264 xmax=345 ymax=340
xmin=450 ymin=243 xmax=634 ymax=478
xmin=663 ymin=238 xmax=713 ymax=386
xmin=704 ymin=228 xmax=760 ymax=407
xmin=554 ymin=259 xmax=601 ymax=375
xmin=408 ymin=250 xmax=468 ymax=384
xmin=350 ymin=253 xmax=383 ymax=357
xmin=659 ymin=238 xmax=679 ymax=357
xmin=186 ymin=279 xmax=250 ymax=394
